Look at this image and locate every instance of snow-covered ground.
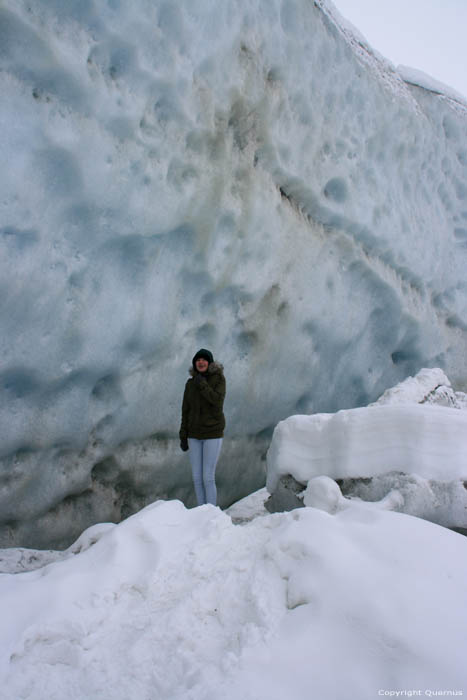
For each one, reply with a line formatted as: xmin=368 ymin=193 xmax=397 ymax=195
xmin=1 ymin=499 xmax=466 ymax=700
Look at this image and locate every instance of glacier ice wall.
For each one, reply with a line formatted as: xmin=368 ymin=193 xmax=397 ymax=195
xmin=1 ymin=0 xmax=467 ymax=546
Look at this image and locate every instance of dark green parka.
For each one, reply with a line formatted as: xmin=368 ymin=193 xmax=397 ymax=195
xmin=179 ymin=362 xmax=226 ymax=440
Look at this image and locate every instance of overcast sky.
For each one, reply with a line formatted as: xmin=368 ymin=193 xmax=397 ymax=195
xmin=332 ymin=0 xmax=467 ymax=99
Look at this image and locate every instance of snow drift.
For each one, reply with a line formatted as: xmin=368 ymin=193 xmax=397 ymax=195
xmin=0 ymin=499 xmax=466 ymax=700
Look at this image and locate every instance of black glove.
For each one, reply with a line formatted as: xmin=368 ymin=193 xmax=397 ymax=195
xmin=193 ymin=373 xmax=207 ymax=385
xmin=180 ymin=438 xmax=189 ymax=452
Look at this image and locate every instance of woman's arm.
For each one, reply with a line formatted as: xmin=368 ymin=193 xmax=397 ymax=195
xmin=179 ymin=384 xmax=190 ymax=439
xmin=197 ymin=374 xmax=226 ymax=408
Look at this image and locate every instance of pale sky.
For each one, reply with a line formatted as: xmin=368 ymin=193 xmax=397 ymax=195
xmin=332 ymin=0 xmax=467 ymax=99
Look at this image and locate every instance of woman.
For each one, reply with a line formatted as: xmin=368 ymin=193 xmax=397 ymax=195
xmin=179 ymin=349 xmax=226 ymax=506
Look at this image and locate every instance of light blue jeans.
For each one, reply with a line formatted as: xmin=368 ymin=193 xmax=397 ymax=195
xmin=188 ymin=437 xmax=223 ymax=506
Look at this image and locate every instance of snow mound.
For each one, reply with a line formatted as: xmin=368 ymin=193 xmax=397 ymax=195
xmin=372 ymin=366 xmax=449 ymax=405
xmin=0 ymin=499 xmax=466 ymax=699
xmin=372 ymin=366 xmax=467 ymax=408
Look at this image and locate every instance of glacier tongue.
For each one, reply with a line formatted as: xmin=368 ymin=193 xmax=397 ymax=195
xmin=1 ymin=0 xmax=467 ymax=546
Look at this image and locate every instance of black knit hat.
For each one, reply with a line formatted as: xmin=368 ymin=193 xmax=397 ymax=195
xmin=192 ymin=348 xmax=214 ymax=366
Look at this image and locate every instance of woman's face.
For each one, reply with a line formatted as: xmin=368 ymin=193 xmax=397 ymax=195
xmin=195 ymin=358 xmax=209 ymax=373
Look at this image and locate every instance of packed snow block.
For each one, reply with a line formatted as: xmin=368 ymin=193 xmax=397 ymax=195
xmin=2 ymin=0 xmax=467 ymax=545
xmin=266 ymin=404 xmax=467 ymax=493
xmin=266 ymin=370 xmax=467 ymax=526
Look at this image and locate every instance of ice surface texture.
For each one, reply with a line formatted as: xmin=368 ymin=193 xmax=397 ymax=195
xmin=1 ymin=0 xmax=467 ymax=546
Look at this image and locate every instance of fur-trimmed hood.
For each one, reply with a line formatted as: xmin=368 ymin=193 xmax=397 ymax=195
xmin=189 ymin=361 xmax=224 ymax=377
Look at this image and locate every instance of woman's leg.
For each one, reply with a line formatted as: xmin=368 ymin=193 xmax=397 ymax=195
xmin=188 ymin=438 xmax=206 ymax=505
xmin=201 ymin=438 xmax=223 ymax=506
